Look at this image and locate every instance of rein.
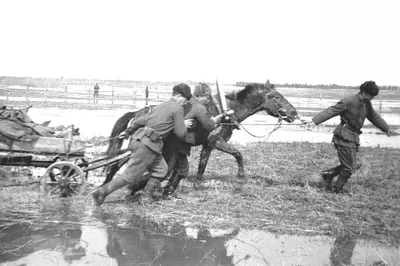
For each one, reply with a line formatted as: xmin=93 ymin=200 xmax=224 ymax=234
xmin=221 ymin=89 xmax=289 ymax=139
xmin=222 ymin=111 xmax=285 ymax=139
xmin=239 ymin=119 xmax=282 ymax=139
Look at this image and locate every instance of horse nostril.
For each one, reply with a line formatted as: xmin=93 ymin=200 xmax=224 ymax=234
xmin=277 ymin=108 xmax=286 ymax=115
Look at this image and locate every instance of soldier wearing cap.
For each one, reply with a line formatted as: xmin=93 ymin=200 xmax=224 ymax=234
xmin=162 ymin=83 xmax=228 ymax=195
xmin=125 ymin=83 xmax=228 ymax=198
xmin=92 ymin=83 xmax=193 ymax=206
xmin=305 ymin=81 xmax=393 ymax=193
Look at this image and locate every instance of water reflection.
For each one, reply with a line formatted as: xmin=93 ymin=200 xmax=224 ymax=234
xmin=225 ymin=229 xmax=398 ymax=265
xmin=0 ymin=204 xmax=238 ymax=266
xmin=330 ymin=233 xmax=357 ymax=266
xmin=105 ymin=225 xmax=237 ymax=265
xmin=0 ymin=200 xmax=115 ymax=265
xmin=1 ymin=201 xmax=399 ymax=265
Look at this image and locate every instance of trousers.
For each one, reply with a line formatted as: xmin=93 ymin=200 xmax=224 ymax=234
xmin=116 ymin=140 xmax=168 ymax=184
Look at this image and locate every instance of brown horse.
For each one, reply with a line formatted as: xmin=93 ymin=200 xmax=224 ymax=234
xmin=103 ymin=81 xmax=299 ymax=185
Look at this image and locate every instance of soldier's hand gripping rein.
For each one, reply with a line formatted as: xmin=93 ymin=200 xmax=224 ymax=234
xmin=213 ymin=110 xmax=235 ymax=124
xmin=118 ymin=131 xmax=129 ymax=139
xmin=184 ymin=119 xmax=194 ymax=128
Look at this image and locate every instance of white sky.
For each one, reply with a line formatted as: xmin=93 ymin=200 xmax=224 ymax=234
xmin=0 ymin=0 xmax=399 ymax=86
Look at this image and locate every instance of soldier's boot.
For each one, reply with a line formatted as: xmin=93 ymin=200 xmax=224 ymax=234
xmin=321 ymin=166 xmax=341 ymax=191
xmin=125 ymin=179 xmax=148 ymax=199
xmin=333 ymin=172 xmax=351 ymax=194
xmin=163 ymin=172 xmax=184 ymax=198
xmin=92 ymin=177 xmax=127 ymax=206
xmin=139 ymin=177 xmax=160 ymax=205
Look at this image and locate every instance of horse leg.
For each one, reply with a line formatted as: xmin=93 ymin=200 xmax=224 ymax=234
xmin=213 ymin=139 xmax=245 ymax=179
xmin=196 ymin=145 xmax=213 ymax=182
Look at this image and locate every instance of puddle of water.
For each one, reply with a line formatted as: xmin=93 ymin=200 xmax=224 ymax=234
xmin=230 ymin=128 xmax=400 ymax=148
xmin=0 ymin=201 xmax=398 ymax=266
xmin=226 ymin=230 xmax=399 ymax=266
xmin=27 ymin=108 xmax=130 ymax=139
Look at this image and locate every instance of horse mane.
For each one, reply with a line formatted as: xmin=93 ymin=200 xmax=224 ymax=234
xmin=227 ymin=82 xmax=275 ymax=104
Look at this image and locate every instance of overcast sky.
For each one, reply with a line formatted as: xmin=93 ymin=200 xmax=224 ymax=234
xmin=1 ymin=0 xmax=399 ymax=86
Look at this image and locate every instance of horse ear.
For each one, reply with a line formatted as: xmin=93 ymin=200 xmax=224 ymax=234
xmin=41 ymin=120 xmax=51 ymax=127
xmin=265 ymin=80 xmax=275 ymax=90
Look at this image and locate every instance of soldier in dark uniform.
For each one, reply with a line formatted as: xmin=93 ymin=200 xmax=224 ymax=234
xmin=92 ymin=84 xmax=193 ymax=206
xmin=306 ymin=81 xmax=392 ymax=193
xmin=125 ymin=84 xmax=227 ymax=199
xmin=163 ymin=84 xmax=227 ymax=195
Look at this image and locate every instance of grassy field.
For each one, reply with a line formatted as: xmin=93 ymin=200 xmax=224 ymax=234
xmin=112 ymin=142 xmax=399 ymax=246
xmin=1 ymin=142 xmax=398 ymax=247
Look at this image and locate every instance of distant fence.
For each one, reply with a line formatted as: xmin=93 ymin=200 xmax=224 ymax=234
xmin=0 ymin=77 xmax=203 ymax=107
xmin=276 ymin=86 xmax=398 ymax=114
xmin=0 ymin=77 xmax=397 ymax=114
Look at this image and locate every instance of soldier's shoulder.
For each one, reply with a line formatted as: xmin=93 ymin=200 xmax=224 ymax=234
xmin=157 ymin=99 xmax=180 ymax=111
xmin=340 ymin=94 xmax=359 ymax=104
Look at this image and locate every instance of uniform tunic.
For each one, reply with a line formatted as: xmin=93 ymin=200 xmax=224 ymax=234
xmin=312 ymin=93 xmax=390 ymax=147
xmin=180 ymin=96 xmax=215 ymax=154
xmin=163 ymin=96 xmax=216 ymax=176
xmin=312 ymin=93 xmax=390 ymax=173
xmin=116 ymin=98 xmax=187 ymax=183
xmin=126 ymin=99 xmax=186 ymax=153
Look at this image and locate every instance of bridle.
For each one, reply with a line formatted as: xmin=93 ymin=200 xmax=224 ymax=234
xmin=262 ymin=90 xmax=292 ymax=122
xmin=221 ymin=90 xmax=290 ymax=138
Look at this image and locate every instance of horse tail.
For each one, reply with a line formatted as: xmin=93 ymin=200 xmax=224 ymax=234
xmin=102 ymin=111 xmax=136 ymax=185
xmin=105 ymin=111 xmax=136 ymax=158
xmin=103 ymin=106 xmax=154 ymax=185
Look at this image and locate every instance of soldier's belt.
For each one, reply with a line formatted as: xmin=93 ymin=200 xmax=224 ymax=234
xmin=342 ymin=123 xmax=362 ymax=134
xmin=143 ymin=126 xmax=162 ymax=141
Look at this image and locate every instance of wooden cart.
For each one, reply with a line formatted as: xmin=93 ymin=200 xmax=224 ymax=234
xmin=0 ymin=136 xmax=130 ymax=197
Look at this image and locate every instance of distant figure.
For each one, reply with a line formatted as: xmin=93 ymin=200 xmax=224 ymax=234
xmin=145 ymin=86 xmax=149 ymax=106
xmin=93 ymin=83 xmax=100 ymax=104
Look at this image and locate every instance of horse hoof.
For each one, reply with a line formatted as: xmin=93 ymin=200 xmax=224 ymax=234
xmin=194 ymin=180 xmax=207 ymax=191
xmin=237 ymin=170 xmax=245 ymax=179
xmin=235 ymin=177 xmax=246 ymax=185
xmin=91 ymin=190 xmax=105 ymax=206
xmin=137 ymin=192 xmax=156 ymax=205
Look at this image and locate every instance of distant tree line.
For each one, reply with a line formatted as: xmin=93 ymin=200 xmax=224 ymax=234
xmin=235 ymin=81 xmax=399 ymax=90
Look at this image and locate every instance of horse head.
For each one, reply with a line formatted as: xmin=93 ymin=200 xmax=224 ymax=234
xmin=227 ymin=80 xmax=298 ymax=123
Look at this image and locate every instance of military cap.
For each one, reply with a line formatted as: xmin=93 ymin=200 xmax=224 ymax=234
xmin=173 ymin=83 xmax=192 ymax=100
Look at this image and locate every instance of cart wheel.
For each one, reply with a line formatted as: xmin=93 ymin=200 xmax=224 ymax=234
xmin=40 ymin=162 xmax=87 ymax=197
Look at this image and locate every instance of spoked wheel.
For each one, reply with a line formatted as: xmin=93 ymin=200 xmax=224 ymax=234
xmin=40 ymin=162 xmax=87 ymax=197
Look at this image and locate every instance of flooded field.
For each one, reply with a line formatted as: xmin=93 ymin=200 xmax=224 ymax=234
xmin=25 ymin=108 xmax=400 ymax=148
xmin=1 ymin=192 xmax=399 ymax=266
xmin=1 ymin=87 xmax=399 ymax=265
